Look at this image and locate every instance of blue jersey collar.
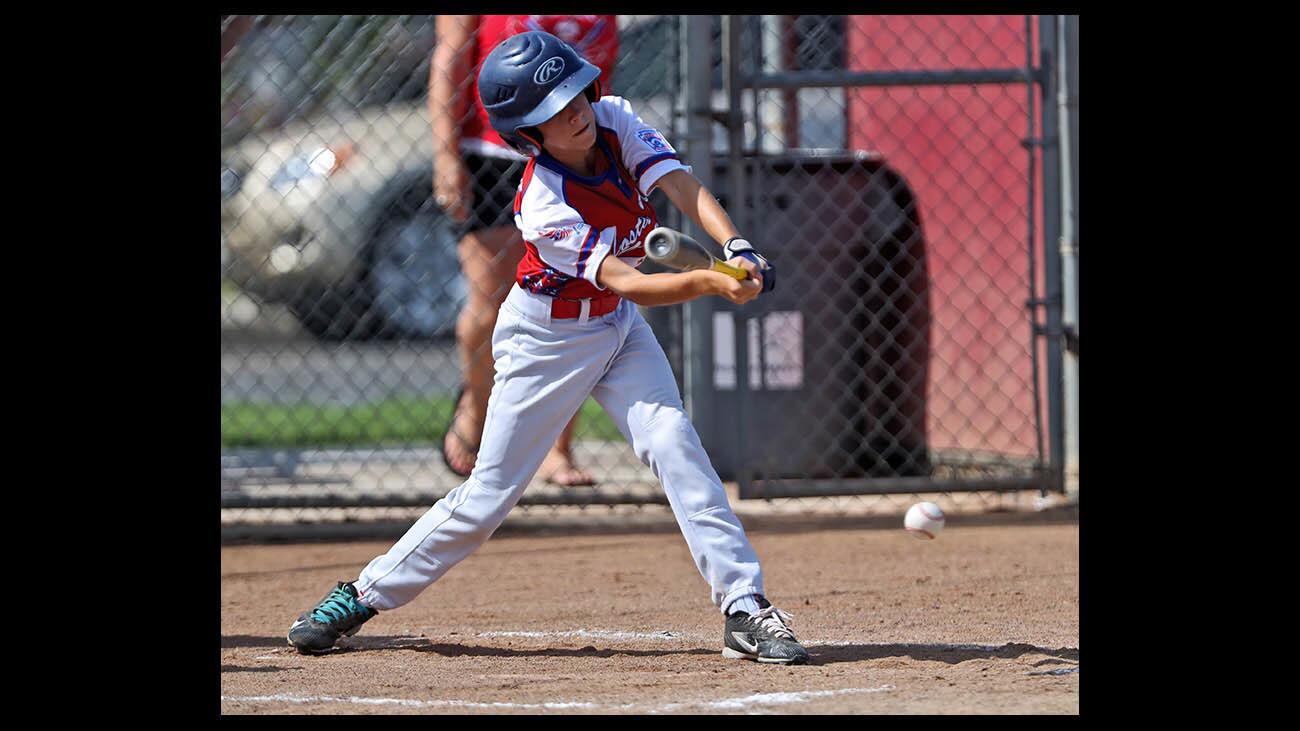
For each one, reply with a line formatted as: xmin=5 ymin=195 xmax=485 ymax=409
xmin=536 ymin=133 xmax=635 ymax=200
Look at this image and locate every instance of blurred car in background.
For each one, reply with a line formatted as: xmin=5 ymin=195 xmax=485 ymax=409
xmin=220 ymin=15 xmax=675 ymax=340
xmin=222 ymin=101 xmax=458 ymax=339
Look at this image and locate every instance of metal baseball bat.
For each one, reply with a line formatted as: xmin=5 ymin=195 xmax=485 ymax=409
xmin=644 ymin=227 xmax=749 ymax=280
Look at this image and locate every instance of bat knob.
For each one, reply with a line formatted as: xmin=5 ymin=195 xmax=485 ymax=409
xmin=645 ymin=227 xmax=679 ymax=262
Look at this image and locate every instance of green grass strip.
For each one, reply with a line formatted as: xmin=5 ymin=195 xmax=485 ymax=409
xmin=221 ymin=395 xmax=624 ymax=449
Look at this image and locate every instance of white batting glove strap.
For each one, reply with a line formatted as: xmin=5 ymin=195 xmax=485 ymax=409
xmin=723 ymin=237 xmax=770 ymax=269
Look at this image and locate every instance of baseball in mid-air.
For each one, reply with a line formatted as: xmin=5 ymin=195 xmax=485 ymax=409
xmin=904 ymin=502 xmax=945 ymax=539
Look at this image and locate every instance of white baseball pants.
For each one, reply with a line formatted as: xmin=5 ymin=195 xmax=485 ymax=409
xmin=353 ymin=285 xmax=765 ymax=614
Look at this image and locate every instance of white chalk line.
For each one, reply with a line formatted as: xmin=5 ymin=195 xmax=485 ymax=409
xmin=221 ymin=685 xmax=896 ymax=713
xmin=805 ymin=641 xmax=1009 ymax=650
xmin=474 ymin=629 xmax=689 ymax=641
xmin=656 ymin=685 xmax=896 ymax=713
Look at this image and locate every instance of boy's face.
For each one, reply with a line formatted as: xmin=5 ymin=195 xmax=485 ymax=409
xmin=537 ymin=93 xmax=597 ymax=156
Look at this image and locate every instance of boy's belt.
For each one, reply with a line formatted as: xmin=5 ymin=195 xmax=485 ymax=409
xmin=550 ymin=292 xmax=621 ymax=320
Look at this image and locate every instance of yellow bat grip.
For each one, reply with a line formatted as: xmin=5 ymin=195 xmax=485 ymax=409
xmin=709 ymin=258 xmax=750 ymax=280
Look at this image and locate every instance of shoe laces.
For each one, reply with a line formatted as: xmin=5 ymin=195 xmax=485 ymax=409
xmin=752 ymin=604 xmax=796 ymax=640
xmin=311 ymin=586 xmax=368 ymax=626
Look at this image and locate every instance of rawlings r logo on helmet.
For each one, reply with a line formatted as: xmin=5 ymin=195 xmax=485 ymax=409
xmin=534 ymin=57 xmax=566 ymax=85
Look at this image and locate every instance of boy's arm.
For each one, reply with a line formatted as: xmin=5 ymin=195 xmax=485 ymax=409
xmin=597 ymin=255 xmax=759 ymax=307
xmin=653 ymin=168 xmax=740 ymax=247
xmin=653 ymin=169 xmax=769 ymax=289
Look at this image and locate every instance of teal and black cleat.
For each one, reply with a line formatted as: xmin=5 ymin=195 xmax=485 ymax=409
xmin=287 ymin=581 xmax=378 ymax=655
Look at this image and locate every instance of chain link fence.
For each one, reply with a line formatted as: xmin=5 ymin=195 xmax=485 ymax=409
xmin=220 ymin=15 xmax=1071 ymax=538
xmin=700 ymin=16 xmax=1057 ymax=500
xmin=221 ymin=15 xmax=690 ymax=535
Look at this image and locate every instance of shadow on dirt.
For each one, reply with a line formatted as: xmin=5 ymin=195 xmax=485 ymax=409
xmin=398 ymin=640 xmax=715 ymax=660
xmin=222 ymin=634 xmax=717 ymax=659
xmin=221 ymin=664 xmax=297 ymax=673
xmin=223 ymin=635 xmax=292 ymax=649
xmin=808 ymin=642 xmax=1078 ymax=666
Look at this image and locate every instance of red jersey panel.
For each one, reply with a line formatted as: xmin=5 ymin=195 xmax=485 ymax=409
xmin=464 ymin=15 xmax=619 ymax=151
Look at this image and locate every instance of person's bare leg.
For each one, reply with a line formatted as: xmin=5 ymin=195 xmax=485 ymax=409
xmin=448 ymin=224 xmax=596 ymax=484
xmin=446 ymin=224 xmax=522 ymax=474
xmin=540 ymin=413 xmax=596 ymax=486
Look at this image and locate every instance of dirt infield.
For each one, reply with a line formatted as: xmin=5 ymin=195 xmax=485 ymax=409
xmin=220 ymin=512 xmax=1078 ymax=714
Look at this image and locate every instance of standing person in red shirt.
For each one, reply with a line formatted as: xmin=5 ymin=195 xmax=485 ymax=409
xmin=429 ymin=15 xmax=618 ymax=485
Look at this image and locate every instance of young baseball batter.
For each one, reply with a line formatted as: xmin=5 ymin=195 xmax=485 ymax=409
xmin=288 ymin=30 xmax=809 ymax=665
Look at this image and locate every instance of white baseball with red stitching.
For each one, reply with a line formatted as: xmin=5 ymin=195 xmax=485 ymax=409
xmin=904 ymin=502 xmax=945 ymax=539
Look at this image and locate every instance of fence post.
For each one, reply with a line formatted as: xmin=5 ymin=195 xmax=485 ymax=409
xmin=723 ymin=15 xmax=754 ymax=494
xmin=1038 ymin=15 xmax=1066 ymax=494
xmin=1059 ymin=15 xmax=1079 ymax=498
xmin=681 ymin=15 xmax=718 ymax=444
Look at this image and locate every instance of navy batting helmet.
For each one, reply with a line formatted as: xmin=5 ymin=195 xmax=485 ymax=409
xmin=477 ymin=30 xmax=603 ymax=155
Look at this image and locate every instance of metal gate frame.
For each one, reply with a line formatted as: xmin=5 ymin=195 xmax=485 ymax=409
xmin=676 ymin=15 xmax=1069 ymax=499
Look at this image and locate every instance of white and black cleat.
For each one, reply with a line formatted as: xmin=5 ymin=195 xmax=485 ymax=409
xmin=723 ymin=597 xmax=810 ymax=665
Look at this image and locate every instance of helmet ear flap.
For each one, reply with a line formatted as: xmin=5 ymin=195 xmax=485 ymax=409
xmin=517 ymin=126 xmax=544 ymax=152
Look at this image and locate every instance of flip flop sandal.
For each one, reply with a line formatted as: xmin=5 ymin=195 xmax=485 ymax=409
xmin=441 ymin=386 xmax=480 ymax=478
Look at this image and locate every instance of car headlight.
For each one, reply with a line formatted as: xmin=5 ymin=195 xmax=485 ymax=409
xmin=267 ymin=145 xmax=351 ymax=194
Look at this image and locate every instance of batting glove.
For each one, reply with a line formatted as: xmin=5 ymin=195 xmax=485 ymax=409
xmin=724 ymin=237 xmax=775 ymax=292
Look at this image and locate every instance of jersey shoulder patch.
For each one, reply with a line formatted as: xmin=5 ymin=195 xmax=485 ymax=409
xmin=635 ymin=128 xmax=670 ymax=152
